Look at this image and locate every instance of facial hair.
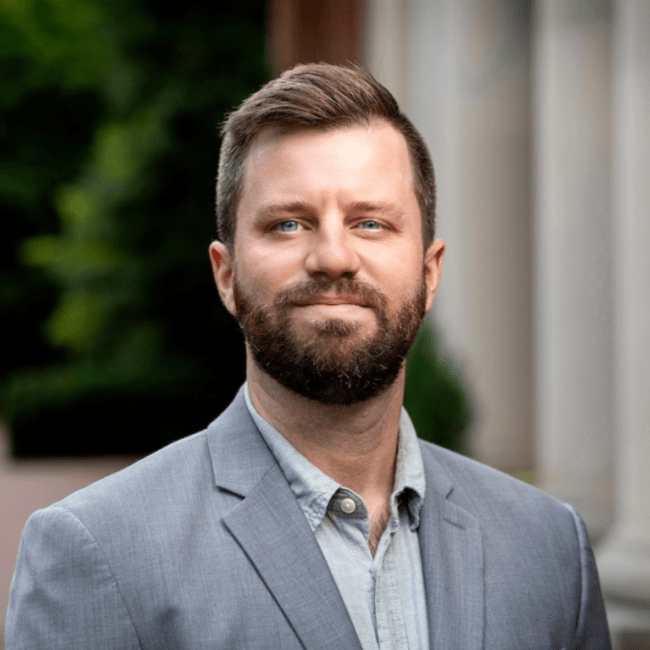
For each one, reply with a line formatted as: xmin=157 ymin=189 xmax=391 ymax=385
xmin=233 ymin=274 xmax=428 ymax=405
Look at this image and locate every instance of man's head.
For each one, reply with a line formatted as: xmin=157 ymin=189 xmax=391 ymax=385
xmin=210 ymin=64 xmax=444 ymax=406
xmin=216 ymin=63 xmax=436 ymax=252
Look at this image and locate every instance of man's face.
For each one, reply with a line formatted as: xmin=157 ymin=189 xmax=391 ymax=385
xmin=210 ymin=121 xmax=444 ymax=405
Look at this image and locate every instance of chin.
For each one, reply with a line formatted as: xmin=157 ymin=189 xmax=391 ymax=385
xmin=294 ymin=313 xmax=376 ymax=339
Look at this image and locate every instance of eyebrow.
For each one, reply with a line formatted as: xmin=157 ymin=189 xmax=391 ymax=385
xmin=347 ymin=201 xmax=405 ymax=219
xmin=254 ymin=202 xmax=315 ymax=223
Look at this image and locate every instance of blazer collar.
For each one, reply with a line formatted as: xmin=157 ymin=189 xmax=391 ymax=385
xmin=418 ymin=442 xmax=485 ymax=650
xmin=206 ymin=387 xmax=363 ymax=650
xmin=206 ymin=386 xmax=277 ymax=497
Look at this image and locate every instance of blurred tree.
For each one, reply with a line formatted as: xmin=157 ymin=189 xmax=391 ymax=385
xmin=1 ymin=0 xmax=267 ymax=456
xmin=404 ymin=321 xmax=471 ymax=453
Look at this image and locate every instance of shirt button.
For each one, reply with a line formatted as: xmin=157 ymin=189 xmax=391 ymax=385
xmin=340 ymin=497 xmax=357 ymax=514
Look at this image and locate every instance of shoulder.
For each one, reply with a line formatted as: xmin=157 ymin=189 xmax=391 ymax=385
xmin=13 ymin=406 xmax=251 ymax=595
xmin=418 ymin=439 xmax=579 ymax=541
xmin=52 ymin=387 xmax=254 ymax=523
xmin=24 ymin=388 xmax=254 ymax=550
xmin=57 ymin=428 xmax=212 ymax=514
xmin=420 ymin=438 xmax=562 ymax=505
xmin=417 ymin=442 xmax=610 ymax=647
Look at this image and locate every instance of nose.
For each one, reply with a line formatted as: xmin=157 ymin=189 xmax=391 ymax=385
xmin=304 ymin=219 xmax=361 ymax=279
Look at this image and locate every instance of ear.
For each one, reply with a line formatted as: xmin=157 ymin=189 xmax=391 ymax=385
xmin=423 ymin=238 xmax=445 ymax=313
xmin=209 ymin=241 xmax=237 ymax=317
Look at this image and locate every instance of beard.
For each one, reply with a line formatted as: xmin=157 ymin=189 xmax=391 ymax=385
xmin=233 ymin=274 xmax=427 ymax=406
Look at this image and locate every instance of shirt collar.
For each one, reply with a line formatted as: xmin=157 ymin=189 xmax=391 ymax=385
xmin=244 ymin=383 xmax=426 ymax=532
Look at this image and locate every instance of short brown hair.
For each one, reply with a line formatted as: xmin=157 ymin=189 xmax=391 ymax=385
xmin=216 ymin=63 xmax=436 ymax=251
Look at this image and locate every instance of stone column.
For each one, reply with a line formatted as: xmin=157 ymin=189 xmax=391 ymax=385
xmin=406 ymin=0 xmax=535 ymax=473
xmin=533 ymin=0 xmax=615 ymax=541
xmin=597 ymin=0 xmax=650 ymax=645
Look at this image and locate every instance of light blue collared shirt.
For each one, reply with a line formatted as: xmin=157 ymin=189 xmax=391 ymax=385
xmin=245 ymin=384 xmax=429 ymax=650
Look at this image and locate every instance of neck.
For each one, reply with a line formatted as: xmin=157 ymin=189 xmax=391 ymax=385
xmin=246 ymin=352 xmax=405 ymax=509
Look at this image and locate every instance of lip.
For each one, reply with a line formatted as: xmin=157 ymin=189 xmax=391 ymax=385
xmin=292 ymin=295 xmax=370 ymax=307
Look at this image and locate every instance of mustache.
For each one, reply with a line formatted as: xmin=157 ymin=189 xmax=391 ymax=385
xmin=275 ymin=277 xmax=387 ymax=311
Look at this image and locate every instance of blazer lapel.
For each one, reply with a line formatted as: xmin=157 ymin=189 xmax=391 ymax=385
xmin=207 ymin=389 xmax=363 ymax=650
xmin=223 ymin=465 xmax=363 ymax=650
xmin=419 ymin=448 xmax=485 ymax=650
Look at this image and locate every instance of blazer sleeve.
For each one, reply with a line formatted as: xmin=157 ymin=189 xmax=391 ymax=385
xmin=565 ymin=504 xmax=612 ymax=650
xmin=5 ymin=505 xmax=142 ymax=650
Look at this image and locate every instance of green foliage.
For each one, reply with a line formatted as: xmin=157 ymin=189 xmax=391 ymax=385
xmin=1 ymin=0 xmax=267 ymax=456
xmin=405 ymin=321 xmax=471 ymax=453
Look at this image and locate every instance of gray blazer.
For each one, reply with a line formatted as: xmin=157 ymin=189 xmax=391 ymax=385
xmin=6 ymin=387 xmax=611 ymax=649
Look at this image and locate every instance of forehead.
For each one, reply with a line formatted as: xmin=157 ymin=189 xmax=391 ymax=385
xmin=238 ymin=121 xmax=416 ymax=205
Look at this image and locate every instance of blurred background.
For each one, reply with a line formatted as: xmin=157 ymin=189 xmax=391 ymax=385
xmin=1 ymin=0 xmax=649 ymax=647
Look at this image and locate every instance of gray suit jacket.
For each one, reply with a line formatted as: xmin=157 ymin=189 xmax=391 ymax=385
xmin=6 ymin=387 xmax=611 ymax=649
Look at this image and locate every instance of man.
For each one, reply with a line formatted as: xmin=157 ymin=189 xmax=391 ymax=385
xmin=6 ymin=63 xmax=610 ymax=649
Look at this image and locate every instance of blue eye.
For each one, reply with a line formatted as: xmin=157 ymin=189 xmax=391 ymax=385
xmin=277 ymin=220 xmax=300 ymax=232
xmin=360 ymin=220 xmax=381 ymax=230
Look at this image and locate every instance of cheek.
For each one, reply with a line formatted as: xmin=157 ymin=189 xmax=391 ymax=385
xmin=391 ymin=269 xmax=428 ymax=314
xmin=237 ymin=244 xmax=306 ymax=293
xmin=234 ymin=260 xmax=291 ymax=306
xmin=367 ymin=249 xmax=424 ymax=291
